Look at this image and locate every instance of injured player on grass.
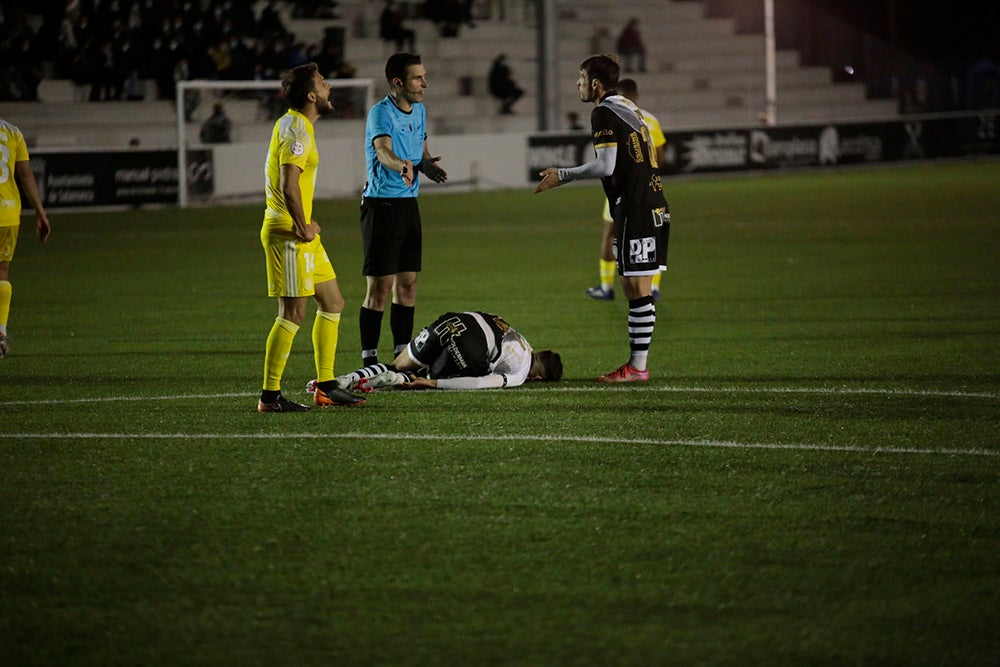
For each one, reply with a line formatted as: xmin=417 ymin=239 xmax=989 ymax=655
xmin=307 ymin=310 xmax=562 ymax=392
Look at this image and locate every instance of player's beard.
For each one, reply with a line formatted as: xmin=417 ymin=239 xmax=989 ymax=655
xmin=317 ymin=97 xmax=335 ymax=116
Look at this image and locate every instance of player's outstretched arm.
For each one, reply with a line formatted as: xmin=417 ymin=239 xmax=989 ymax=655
xmin=373 ymin=136 xmax=414 ymax=186
xmin=400 ymin=376 xmax=438 ymax=389
xmin=537 ymin=146 xmax=617 ymax=194
xmin=534 ymin=167 xmax=563 ymax=193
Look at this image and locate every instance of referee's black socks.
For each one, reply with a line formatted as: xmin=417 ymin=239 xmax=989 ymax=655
xmin=359 ymin=306 xmax=384 ymax=365
xmin=390 ymin=303 xmax=415 ymax=357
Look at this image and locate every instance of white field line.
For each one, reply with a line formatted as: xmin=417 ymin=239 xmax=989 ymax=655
xmin=0 ymin=385 xmax=997 ymax=407
xmin=2 ymin=431 xmax=998 ymax=457
xmin=0 ymin=392 xmax=250 ymax=406
xmin=546 ymin=386 xmax=1000 ymax=399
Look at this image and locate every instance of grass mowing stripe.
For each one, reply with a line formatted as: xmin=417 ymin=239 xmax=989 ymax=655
xmin=3 ymin=431 xmax=997 ymax=457
xmin=0 ymin=385 xmax=996 ymax=407
xmin=0 ymin=392 xmax=252 ymax=406
xmin=541 ymin=386 xmax=1000 ymax=399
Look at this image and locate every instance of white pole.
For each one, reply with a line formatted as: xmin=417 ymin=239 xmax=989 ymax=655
xmin=764 ymin=0 xmax=777 ymax=126
xmin=176 ymin=81 xmax=188 ymax=207
xmin=537 ymin=0 xmax=559 ymax=131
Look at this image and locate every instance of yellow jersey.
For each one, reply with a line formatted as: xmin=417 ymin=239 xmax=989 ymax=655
xmin=639 ymin=108 xmax=666 ymax=149
xmin=0 ymin=119 xmax=30 ymax=227
xmin=262 ymin=109 xmax=318 ymax=234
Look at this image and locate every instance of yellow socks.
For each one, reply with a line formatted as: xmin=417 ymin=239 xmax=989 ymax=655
xmin=599 ymin=259 xmax=615 ymax=291
xmin=262 ymin=310 xmax=342 ymax=390
xmin=0 ymin=280 xmax=11 ymax=331
xmin=263 ymin=317 xmax=299 ymax=391
xmin=312 ymin=310 xmax=341 ymax=383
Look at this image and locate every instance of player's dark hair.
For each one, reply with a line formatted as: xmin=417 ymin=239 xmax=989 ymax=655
xmin=282 ymin=62 xmax=319 ymax=109
xmin=618 ymin=78 xmax=638 ymax=100
xmin=386 ymin=52 xmax=422 ymax=84
xmin=580 ymin=53 xmax=620 ymax=92
xmin=534 ymin=350 xmax=563 ymax=382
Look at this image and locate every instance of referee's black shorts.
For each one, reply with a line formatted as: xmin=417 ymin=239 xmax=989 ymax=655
xmin=359 ymin=196 xmax=422 ymax=277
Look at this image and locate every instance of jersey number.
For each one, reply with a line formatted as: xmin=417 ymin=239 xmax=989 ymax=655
xmin=628 ymin=127 xmax=659 ymax=171
xmin=640 ymin=126 xmax=659 ymax=170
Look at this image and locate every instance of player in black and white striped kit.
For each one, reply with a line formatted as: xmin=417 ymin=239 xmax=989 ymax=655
xmin=308 ymin=311 xmax=563 ymax=391
xmin=535 ymin=53 xmax=670 ymax=383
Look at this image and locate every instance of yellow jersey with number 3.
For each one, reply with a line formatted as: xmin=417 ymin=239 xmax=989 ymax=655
xmin=262 ymin=109 xmax=318 ymax=234
xmin=0 ymin=119 xmax=30 ymax=227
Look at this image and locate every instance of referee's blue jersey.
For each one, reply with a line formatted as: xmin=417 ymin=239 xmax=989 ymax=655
xmin=363 ymin=95 xmax=427 ymax=198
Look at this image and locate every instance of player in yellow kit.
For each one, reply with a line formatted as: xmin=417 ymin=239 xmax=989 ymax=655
xmin=258 ymin=63 xmax=365 ymax=411
xmin=0 ymin=119 xmax=51 ymax=357
xmin=585 ymin=79 xmax=666 ymax=302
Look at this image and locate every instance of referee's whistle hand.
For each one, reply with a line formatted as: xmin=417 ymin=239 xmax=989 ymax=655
xmin=401 ymin=160 xmax=415 ymax=186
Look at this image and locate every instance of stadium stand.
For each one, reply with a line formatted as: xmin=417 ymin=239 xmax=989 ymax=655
xmin=0 ymin=0 xmax=906 ymax=148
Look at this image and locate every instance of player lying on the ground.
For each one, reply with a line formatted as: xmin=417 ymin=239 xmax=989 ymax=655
xmin=309 ymin=311 xmax=562 ymax=391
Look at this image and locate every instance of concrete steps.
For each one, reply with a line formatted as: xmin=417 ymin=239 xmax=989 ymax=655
xmin=5 ymin=0 xmax=899 ymax=148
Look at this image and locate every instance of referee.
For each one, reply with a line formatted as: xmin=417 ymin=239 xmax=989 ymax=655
xmin=359 ymin=52 xmax=448 ymax=367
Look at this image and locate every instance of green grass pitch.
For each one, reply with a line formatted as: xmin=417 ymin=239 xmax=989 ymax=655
xmin=2 ymin=161 xmax=999 ymax=665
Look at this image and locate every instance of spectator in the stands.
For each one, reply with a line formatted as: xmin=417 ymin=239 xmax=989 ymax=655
xmin=0 ymin=34 xmax=42 ymax=101
xmin=488 ymin=53 xmax=523 ymax=115
xmin=291 ymin=1 xmax=339 ymax=19
xmin=90 ymin=40 xmax=124 ymax=101
xmin=315 ymin=40 xmax=356 ymax=80
xmin=200 ymin=102 xmax=233 ymax=143
xmin=379 ymin=1 xmax=416 ymax=52
xmin=424 ymin=0 xmax=474 ymax=38
xmin=119 ymin=38 xmax=144 ymax=100
xmin=616 ymin=17 xmax=647 ymax=73
xmin=4 ymin=0 xmax=360 ymax=108
xmin=258 ymin=1 xmax=288 ymax=39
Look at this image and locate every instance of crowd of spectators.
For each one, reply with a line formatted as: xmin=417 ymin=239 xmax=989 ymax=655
xmin=0 ymin=0 xmax=353 ymax=103
xmin=1 ymin=0 xmax=519 ymax=105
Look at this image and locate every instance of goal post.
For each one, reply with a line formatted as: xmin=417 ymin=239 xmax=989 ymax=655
xmin=175 ymin=78 xmax=375 ymax=207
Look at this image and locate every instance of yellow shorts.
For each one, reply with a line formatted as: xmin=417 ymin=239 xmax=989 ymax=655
xmin=0 ymin=225 xmax=19 ymax=263
xmin=261 ymin=230 xmax=336 ymax=297
xmin=601 ymin=199 xmax=612 ymax=223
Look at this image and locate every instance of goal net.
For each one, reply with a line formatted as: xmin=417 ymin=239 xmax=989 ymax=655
xmin=175 ymin=78 xmax=375 ymax=207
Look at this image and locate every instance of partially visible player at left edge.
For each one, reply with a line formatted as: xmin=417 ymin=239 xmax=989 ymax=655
xmin=0 ymin=118 xmax=52 ymax=358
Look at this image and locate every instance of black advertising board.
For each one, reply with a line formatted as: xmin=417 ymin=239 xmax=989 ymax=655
xmin=528 ymin=111 xmax=1000 ymax=179
xmin=526 ymin=132 xmax=593 ymax=182
xmin=26 ymin=149 xmax=213 ymax=208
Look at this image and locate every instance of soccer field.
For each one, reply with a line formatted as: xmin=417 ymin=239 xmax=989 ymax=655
xmin=2 ymin=161 xmax=999 ymax=664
